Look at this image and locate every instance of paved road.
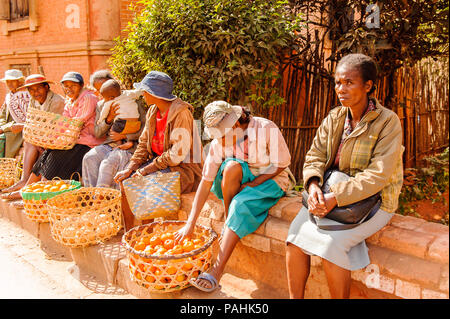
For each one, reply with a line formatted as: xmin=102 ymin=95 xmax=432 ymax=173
xmin=0 ymin=217 xmax=135 ymax=299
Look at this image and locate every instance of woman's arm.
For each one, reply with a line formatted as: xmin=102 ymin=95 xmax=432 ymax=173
xmin=329 ymin=114 xmax=403 ymax=207
xmin=173 ymin=179 xmax=214 ymax=242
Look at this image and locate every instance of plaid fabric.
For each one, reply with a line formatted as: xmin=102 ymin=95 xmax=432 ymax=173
xmin=333 ymin=99 xmax=376 ymax=168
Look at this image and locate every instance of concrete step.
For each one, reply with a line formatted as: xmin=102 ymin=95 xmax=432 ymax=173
xmin=0 ymin=198 xmax=277 ymax=299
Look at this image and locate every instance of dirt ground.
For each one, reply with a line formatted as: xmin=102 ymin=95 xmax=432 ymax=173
xmin=402 ymin=189 xmax=449 ymax=224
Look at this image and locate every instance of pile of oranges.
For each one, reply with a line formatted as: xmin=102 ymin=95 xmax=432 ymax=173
xmin=132 ymin=231 xmax=205 ymax=256
xmin=22 ymin=180 xmax=77 ymax=193
xmin=129 ymin=230 xmax=212 ymax=291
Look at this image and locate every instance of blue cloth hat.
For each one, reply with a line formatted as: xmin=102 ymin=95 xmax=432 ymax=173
xmin=133 ymin=71 xmax=176 ymax=101
xmin=61 ymin=71 xmax=84 ymax=85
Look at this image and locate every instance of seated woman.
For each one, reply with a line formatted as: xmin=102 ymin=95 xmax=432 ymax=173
xmin=14 ymin=72 xmax=103 ymax=190
xmin=173 ymin=100 xmax=294 ymax=292
xmin=82 ymin=71 xmax=146 ymax=190
xmin=2 ymin=74 xmax=65 ymax=200
xmin=114 ymin=71 xmax=204 ymax=230
xmin=285 ymin=53 xmax=404 ymax=299
xmin=0 ymin=69 xmax=30 ymax=161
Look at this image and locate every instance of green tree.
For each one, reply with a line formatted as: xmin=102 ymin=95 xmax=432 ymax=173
xmin=110 ymin=0 xmax=303 ymax=118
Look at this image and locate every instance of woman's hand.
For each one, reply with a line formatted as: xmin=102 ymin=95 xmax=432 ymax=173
xmin=173 ymin=222 xmax=195 ymax=244
xmin=109 ymin=130 xmax=127 ymax=142
xmin=10 ymin=123 xmax=24 ymax=134
xmin=114 ymin=168 xmax=134 ymax=183
xmin=105 ymin=102 xmax=120 ymax=124
xmin=138 ymin=162 xmax=158 ymax=176
xmin=307 ymin=181 xmax=328 ymax=217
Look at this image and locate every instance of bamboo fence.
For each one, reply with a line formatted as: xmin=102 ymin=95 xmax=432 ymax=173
xmin=253 ymin=56 xmax=449 ymax=184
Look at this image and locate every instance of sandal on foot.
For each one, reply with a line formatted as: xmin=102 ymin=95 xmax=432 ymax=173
xmin=1 ymin=191 xmax=21 ymax=201
xmin=190 ymin=272 xmax=221 ymax=292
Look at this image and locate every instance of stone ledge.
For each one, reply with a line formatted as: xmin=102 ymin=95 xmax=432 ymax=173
xmin=179 ymin=192 xmax=450 ymax=299
xmin=1 ymin=193 xmax=448 ymax=299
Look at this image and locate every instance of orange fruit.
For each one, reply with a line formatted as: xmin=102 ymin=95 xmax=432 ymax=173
xmin=166 ymin=266 xmax=177 ymax=275
xmin=49 ymin=186 xmax=59 ymax=192
xmin=182 ymin=241 xmax=195 ymax=253
xmin=176 ymin=274 xmax=186 ymax=282
xmin=193 ymin=238 xmax=202 ymax=245
xmin=182 ymin=262 xmax=193 ymax=271
xmin=163 ymin=239 xmax=174 ymax=250
xmin=145 ymin=275 xmax=156 ymax=283
xmin=171 ymin=245 xmax=184 ymax=255
xmin=134 ymin=242 xmax=146 ymax=251
xmin=161 ymin=232 xmax=174 ymax=241
xmin=142 ymin=237 xmax=151 ymax=245
xmin=149 ymin=236 xmax=162 ymax=247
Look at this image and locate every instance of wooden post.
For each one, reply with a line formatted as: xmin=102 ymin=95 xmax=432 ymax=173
xmin=0 ymin=1 xmax=10 ymax=20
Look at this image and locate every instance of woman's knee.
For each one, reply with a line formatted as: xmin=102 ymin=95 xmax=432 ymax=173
xmin=222 ymin=161 xmax=243 ymax=184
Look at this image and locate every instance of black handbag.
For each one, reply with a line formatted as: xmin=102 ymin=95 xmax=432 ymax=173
xmin=301 ymin=169 xmax=381 ymax=231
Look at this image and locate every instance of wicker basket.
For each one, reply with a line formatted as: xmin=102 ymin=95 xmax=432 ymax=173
xmin=20 ymin=180 xmax=82 ymax=223
xmin=0 ymin=158 xmax=19 ymax=189
xmin=23 ymin=107 xmax=84 ymax=150
xmin=46 ymin=187 xmax=122 ymax=248
xmin=122 ymin=220 xmax=218 ymax=293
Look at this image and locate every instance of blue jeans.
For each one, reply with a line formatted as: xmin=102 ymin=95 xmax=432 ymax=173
xmin=82 ymin=144 xmax=132 ymax=190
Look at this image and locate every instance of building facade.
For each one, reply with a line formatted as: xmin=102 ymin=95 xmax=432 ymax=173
xmin=0 ymin=0 xmax=140 ymax=103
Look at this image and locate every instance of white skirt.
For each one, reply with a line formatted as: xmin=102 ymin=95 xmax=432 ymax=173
xmin=286 ymin=206 xmax=393 ymax=271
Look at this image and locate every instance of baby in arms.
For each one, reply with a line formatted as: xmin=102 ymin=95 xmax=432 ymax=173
xmin=97 ymin=79 xmax=142 ymax=149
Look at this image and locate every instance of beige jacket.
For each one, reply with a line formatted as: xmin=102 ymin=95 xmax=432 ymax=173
xmin=303 ymin=98 xmax=404 ymax=213
xmin=127 ymin=98 xmax=204 ymax=194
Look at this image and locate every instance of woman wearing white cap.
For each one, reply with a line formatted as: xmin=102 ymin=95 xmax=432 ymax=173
xmin=174 ymin=101 xmax=295 ymax=292
xmin=0 ymin=69 xmax=30 ymax=160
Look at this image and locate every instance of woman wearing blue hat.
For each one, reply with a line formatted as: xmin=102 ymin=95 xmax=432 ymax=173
xmin=114 ymin=71 xmax=204 ymax=230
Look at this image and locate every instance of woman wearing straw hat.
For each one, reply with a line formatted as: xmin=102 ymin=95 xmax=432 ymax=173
xmin=0 ymin=69 xmax=30 ymax=160
xmin=1 ymin=74 xmax=66 ymax=202
xmin=24 ymin=72 xmax=104 ymax=184
xmin=173 ymin=101 xmax=294 ymax=292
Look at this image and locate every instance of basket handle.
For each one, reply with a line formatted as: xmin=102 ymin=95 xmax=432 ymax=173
xmin=69 ymin=171 xmax=82 ymax=182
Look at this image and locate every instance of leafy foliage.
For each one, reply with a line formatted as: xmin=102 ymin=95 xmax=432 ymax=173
xmin=289 ymin=0 xmax=449 ymax=77
xmin=398 ymin=148 xmax=449 ymax=225
xmin=109 ymin=0 xmax=303 ymax=118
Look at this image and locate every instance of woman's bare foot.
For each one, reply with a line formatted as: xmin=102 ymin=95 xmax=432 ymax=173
xmin=1 ymin=190 xmax=22 ymax=200
xmin=1 ymin=179 xmax=27 ymax=193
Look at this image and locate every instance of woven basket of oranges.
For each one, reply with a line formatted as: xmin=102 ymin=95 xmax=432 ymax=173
xmin=0 ymin=158 xmax=19 ymax=189
xmin=20 ymin=179 xmax=82 ymax=223
xmin=122 ymin=220 xmax=218 ymax=293
xmin=46 ymin=187 xmax=122 ymax=248
xmin=23 ymin=108 xmax=84 ymax=150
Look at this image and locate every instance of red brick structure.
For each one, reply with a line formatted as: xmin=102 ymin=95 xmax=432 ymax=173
xmin=0 ymin=0 xmax=141 ymax=103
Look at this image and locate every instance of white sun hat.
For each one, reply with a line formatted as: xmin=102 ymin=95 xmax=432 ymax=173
xmin=0 ymin=69 xmax=25 ymax=82
xmin=203 ymin=101 xmax=243 ymax=139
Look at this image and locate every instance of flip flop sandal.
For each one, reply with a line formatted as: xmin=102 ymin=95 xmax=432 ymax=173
xmin=189 ymin=272 xmax=221 ymax=293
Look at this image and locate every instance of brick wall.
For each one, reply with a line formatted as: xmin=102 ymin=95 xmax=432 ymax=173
xmin=120 ymin=0 xmax=144 ymax=37
xmin=0 ymin=0 xmax=140 ymax=104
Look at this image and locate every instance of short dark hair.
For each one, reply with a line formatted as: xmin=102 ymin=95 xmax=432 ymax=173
xmin=238 ymin=106 xmax=252 ymax=124
xmin=100 ymin=79 xmax=121 ymax=96
xmin=336 ymin=53 xmax=378 ymax=94
xmin=90 ymin=70 xmax=114 ymax=87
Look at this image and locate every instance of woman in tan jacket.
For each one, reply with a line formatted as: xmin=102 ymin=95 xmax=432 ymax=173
xmin=114 ymin=71 xmax=203 ymax=230
xmin=286 ymin=54 xmax=404 ymax=299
